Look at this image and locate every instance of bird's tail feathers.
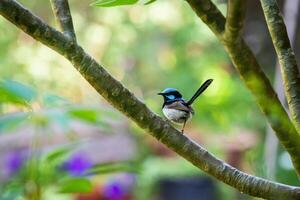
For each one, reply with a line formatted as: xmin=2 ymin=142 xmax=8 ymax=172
xmin=186 ymin=79 xmax=213 ymax=105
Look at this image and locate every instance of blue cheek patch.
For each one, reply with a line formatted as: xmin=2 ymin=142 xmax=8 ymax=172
xmin=166 ymin=95 xmax=175 ymax=100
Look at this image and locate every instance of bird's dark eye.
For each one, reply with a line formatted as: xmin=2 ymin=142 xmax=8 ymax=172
xmin=172 ymin=91 xmax=182 ymax=98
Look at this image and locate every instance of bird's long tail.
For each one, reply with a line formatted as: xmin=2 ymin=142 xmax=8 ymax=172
xmin=186 ymin=79 xmax=213 ymax=105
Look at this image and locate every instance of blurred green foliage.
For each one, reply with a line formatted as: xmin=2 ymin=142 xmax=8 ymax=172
xmin=92 ymin=0 xmax=139 ymax=7
xmin=0 ymin=79 xmax=36 ymax=106
xmin=0 ymin=0 xmax=265 ymax=133
xmin=91 ymin=0 xmax=157 ymax=7
xmin=0 ymin=79 xmax=139 ymax=199
xmin=58 ymin=178 xmax=92 ymax=193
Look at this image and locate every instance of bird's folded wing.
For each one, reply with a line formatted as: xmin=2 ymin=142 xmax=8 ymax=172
xmin=167 ymin=101 xmax=193 ymax=113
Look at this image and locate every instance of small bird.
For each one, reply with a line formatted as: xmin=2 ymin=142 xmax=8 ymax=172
xmin=158 ymin=79 xmax=213 ymax=133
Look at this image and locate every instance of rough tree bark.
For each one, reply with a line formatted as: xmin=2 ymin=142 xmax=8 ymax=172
xmin=264 ymin=0 xmax=300 ymax=180
xmin=50 ymin=0 xmax=76 ymax=40
xmin=186 ymin=0 xmax=300 ymax=177
xmin=261 ymin=0 xmax=300 ymax=134
xmin=0 ymin=0 xmax=300 ymax=199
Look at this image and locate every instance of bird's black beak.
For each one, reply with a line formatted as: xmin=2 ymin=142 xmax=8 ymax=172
xmin=157 ymin=92 xmax=164 ymax=95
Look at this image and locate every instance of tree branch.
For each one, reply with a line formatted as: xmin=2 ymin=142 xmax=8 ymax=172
xmin=50 ymin=0 xmax=76 ymax=40
xmin=186 ymin=0 xmax=300 ymax=177
xmin=260 ymin=0 xmax=300 ymax=134
xmin=185 ymin=0 xmax=225 ymax=37
xmin=224 ymin=0 xmax=247 ymax=40
xmin=1 ymin=0 xmax=300 ymax=198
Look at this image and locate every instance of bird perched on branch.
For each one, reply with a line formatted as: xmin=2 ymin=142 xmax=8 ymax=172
xmin=158 ymin=79 xmax=213 ymax=133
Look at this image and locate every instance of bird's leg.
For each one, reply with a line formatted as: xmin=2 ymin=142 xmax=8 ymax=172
xmin=181 ymin=120 xmax=187 ymax=134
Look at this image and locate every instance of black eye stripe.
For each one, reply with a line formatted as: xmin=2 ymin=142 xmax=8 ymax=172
xmin=165 ymin=91 xmax=182 ymax=97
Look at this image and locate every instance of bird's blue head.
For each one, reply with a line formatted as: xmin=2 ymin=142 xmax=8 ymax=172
xmin=158 ymin=88 xmax=184 ymax=103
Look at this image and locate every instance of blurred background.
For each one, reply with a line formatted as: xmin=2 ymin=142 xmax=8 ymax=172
xmin=0 ymin=0 xmax=299 ymax=199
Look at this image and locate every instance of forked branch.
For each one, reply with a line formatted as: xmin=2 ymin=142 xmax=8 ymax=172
xmin=186 ymin=0 xmax=300 ymax=176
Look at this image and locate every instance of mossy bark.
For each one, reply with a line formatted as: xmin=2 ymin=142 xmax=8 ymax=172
xmin=260 ymin=0 xmax=300 ymax=134
xmin=1 ymin=0 xmax=300 ymax=199
xmin=224 ymin=0 xmax=246 ymax=40
xmin=186 ymin=0 xmax=300 ymax=177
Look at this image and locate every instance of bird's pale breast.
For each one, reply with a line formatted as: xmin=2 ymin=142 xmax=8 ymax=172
xmin=162 ymin=107 xmax=191 ymax=124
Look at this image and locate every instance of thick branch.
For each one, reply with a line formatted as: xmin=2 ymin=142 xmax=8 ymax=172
xmin=260 ymin=0 xmax=300 ymax=134
xmin=0 ymin=0 xmax=300 ymax=199
xmin=224 ymin=0 xmax=246 ymax=40
xmin=50 ymin=0 xmax=76 ymax=40
xmin=186 ymin=0 xmax=300 ymax=176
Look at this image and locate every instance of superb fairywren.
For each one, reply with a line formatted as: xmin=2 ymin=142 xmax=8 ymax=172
xmin=158 ymin=79 xmax=213 ymax=133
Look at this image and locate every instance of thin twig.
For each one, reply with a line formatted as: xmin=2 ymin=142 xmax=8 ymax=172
xmin=50 ymin=0 xmax=76 ymax=40
xmin=185 ymin=0 xmax=300 ymax=176
xmin=260 ymin=0 xmax=300 ymax=134
xmin=1 ymin=0 xmax=300 ymax=199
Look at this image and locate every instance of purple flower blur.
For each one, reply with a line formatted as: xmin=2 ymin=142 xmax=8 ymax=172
xmin=5 ymin=151 xmax=25 ymax=175
xmin=62 ymin=152 xmax=92 ymax=176
xmin=103 ymin=180 xmax=125 ymax=200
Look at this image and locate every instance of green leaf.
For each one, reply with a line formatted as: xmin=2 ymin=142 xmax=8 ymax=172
xmin=44 ymin=110 xmax=70 ymax=129
xmin=30 ymin=113 xmax=50 ymax=127
xmin=87 ymin=162 xmax=140 ymax=175
xmin=58 ymin=178 xmax=92 ymax=193
xmin=42 ymin=93 xmax=69 ymax=107
xmin=144 ymin=0 xmax=157 ymax=5
xmin=45 ymin=146 xmax=72 ymax=163
xmin=91 ymin=0 xmax=138 ymax=7
xmin=0 ymin=113 xmax=29 ymax=132
xmin=0 ymin=79 xmax=37 ymax=105
xmin=67 ymin=108 xmax=100 ymax=123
